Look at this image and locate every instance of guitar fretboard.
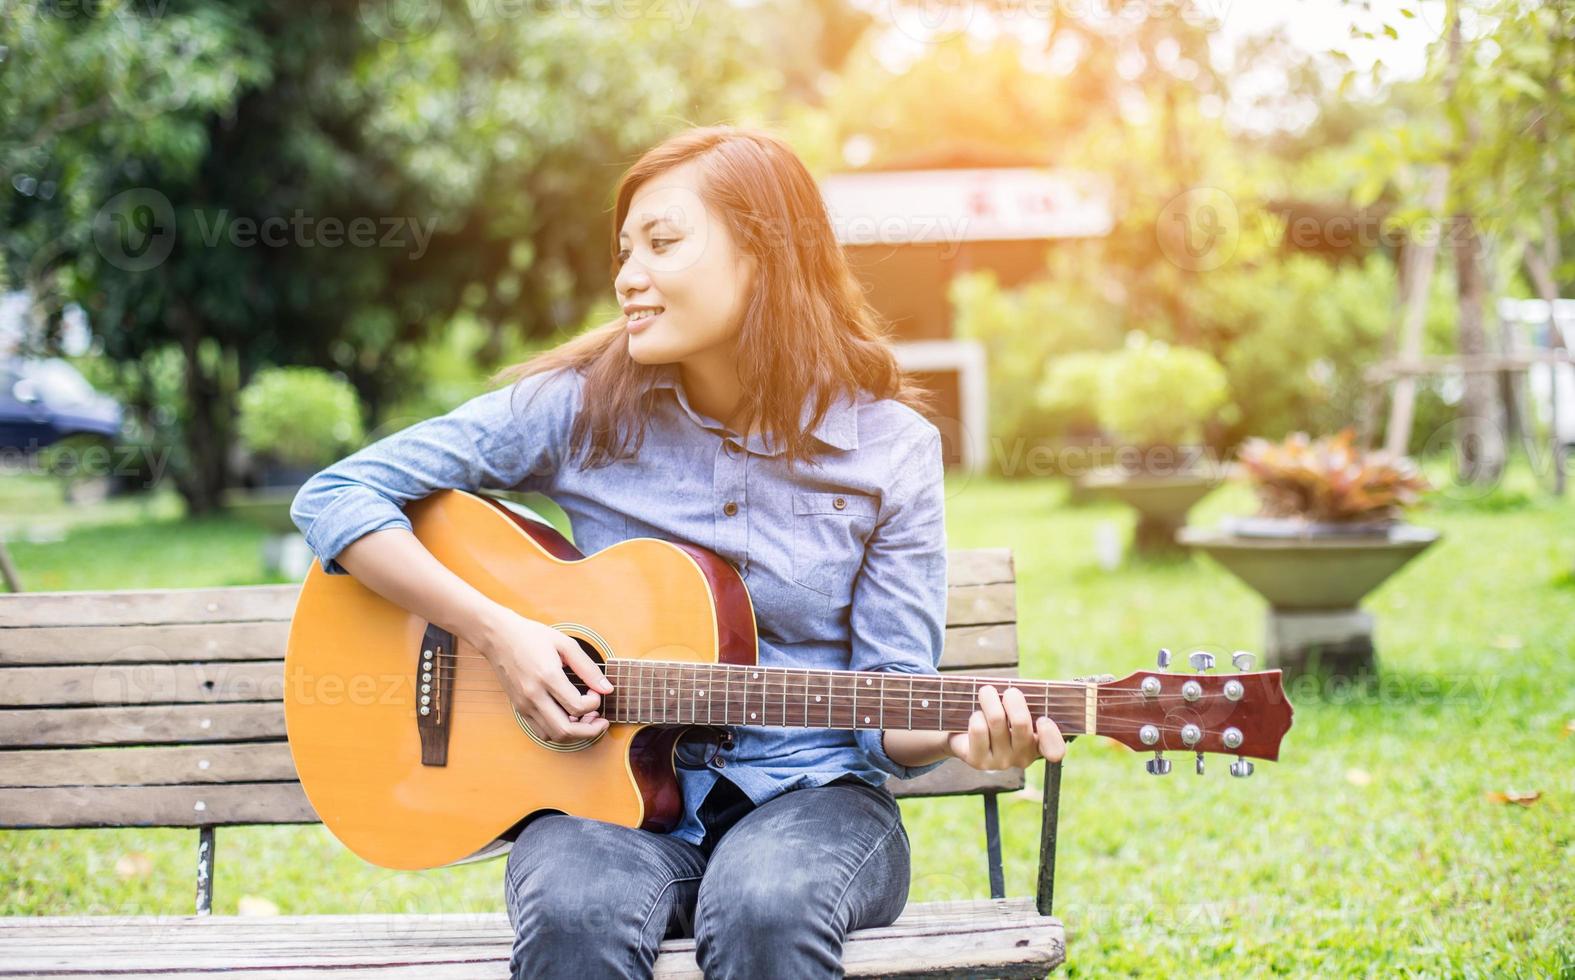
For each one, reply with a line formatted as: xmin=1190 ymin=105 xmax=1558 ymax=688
xmin=588 ymin=660 xmax=1093 ymax=735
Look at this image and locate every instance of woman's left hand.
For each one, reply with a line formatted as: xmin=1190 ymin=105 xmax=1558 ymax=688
xmin=947 ymin=684 xmax=1066 ymax=770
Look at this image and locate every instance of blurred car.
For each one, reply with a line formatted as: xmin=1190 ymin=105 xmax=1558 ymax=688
xmin=0 ymin=356 xmax=123 ymax=452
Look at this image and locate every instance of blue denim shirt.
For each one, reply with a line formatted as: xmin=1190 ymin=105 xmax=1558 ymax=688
xmin=289 ymin=362 xmax=949 ymax=847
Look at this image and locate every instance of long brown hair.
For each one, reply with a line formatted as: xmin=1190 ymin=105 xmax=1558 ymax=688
xmin=489 ymin=124 xmax=932 ymax=471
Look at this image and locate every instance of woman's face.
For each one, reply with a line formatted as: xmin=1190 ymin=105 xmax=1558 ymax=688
xmin=614 ymin=159 xmax=757 ymax=365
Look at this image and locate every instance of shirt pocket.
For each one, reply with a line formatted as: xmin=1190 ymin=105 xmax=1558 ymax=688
xmin=790 ymin=490 xmax=879 ymax=599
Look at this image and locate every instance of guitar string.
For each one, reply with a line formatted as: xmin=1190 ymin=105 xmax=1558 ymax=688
xmin=424 ymin=702 xmax=1231 ymax=730
xmin=432 ymin=685 xmax=1230 ymax=709
xmin=417 ymin=694 xmax=1238 ymax=732
xmin=406 ymin=654 xmax=1262 ymax=733
xmin=414 ymin=654 xmax=1242 ymax=706
xmin=409 ymin=709 xmax=1234 ymax=744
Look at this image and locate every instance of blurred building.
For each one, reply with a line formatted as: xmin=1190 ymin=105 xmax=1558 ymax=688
xmin=820 ymin=149 xmax=1112 ymax=471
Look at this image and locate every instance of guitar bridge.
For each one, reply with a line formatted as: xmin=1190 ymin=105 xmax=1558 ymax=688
xmin=416 ymin=624 xmax=456 ymax=766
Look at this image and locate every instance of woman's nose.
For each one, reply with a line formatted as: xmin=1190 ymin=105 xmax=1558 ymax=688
xmin=615 ymin=257 xmax=651 ymax=299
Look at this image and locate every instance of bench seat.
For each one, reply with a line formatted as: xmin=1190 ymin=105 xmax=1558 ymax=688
xmin=1 ymin=899 xmax=1065 ymax=979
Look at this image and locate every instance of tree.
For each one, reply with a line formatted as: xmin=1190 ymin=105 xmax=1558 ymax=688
xmin=2 ymin=0 xmax=778 ymax=511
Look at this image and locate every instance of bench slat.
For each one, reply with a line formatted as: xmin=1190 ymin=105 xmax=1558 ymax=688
xmin=0 ymin=549 xmax=1014 ymax=630
xmin=0 ymin=741 xmax=295 ymax=787
xmin=945 ymin=583 xmax=1016 ymax=627
xmin=0 ymin=621 xmax=290 ymax=666
xmin=0 ymin=662 xmax=285 ymax=707
xmin=941 ymin=548 xmax=1014 ymax=588
xmin=0 ymin=901 xmax=1064 ymax=979
xmin=939 ymin=624 xmax=1019 ymax=669
xmin=889 ymin=758 xmax=1025 ymax=797
xmin=0 ymin=702 xmax=287 ymax=749
xmin=0 ymin=585 xmax=299 ymax=628
xmin=0 ymin=781 xmax=317 ymax=828
xmin=0 ymin=621 xmax=1013 ymax=668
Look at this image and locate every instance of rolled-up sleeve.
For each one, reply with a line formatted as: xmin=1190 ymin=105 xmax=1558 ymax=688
xmin=289 ymin=367 xmax=581 ymax=575
xmin=849 ymin=423 xmax=949 ymax=780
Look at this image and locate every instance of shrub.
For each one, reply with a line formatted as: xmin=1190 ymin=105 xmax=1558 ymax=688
xmin=236 ymin=367 xmax=364 ymax=469
xmin=1036 ymin=334 xmax=1230 ymax=450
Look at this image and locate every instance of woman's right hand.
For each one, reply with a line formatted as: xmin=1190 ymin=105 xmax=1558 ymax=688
xmin=475 ymin=606 xmax=613 ymax=741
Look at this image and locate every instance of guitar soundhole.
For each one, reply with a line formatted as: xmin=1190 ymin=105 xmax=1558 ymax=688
xmin=512 ymin=633 xmax=610 ymax=753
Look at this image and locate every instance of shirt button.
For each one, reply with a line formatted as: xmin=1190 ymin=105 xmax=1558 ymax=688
xmin=723 ymin=501 xmax=739 ymax=517
xmin=833 ymin=496 xmax=846 ymax=510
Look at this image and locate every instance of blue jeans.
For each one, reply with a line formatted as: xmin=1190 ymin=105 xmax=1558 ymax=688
xmin=503 ymin=775 xmax=911 ymax=979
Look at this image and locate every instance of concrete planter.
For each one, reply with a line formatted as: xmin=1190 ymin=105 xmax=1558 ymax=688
xmin=1078 ymin=469 xmax=1221 ymax=553
xmin=1177 ymin=520 xmax=1441 ymax=678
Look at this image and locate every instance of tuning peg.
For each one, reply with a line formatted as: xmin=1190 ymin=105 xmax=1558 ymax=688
xmin=1145 ymin=751 xmax=1172 ymax=775
xmin=1230 ymin=758 xmax=1254 ymax=778
xmin=1231 ymin=650 xmax=1256 ymax=671
xmin=1195 ymin=752 xmax=1205 ymax=775
xmin=1188 ymin=651 xmax=1215 ymax=672
xmin=1157 ymin=648 xmax=1173 ymax=670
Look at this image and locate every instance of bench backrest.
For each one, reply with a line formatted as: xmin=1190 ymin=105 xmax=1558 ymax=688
xmin=0 ymin=548 xmax=1020 ymax=830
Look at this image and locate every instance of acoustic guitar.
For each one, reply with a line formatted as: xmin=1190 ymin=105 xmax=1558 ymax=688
xmin=284 ymin=489 xmax=1294 ymax=870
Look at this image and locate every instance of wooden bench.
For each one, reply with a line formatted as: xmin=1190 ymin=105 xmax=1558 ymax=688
xmin=0 ymin=547 xmax=1067 ymax=978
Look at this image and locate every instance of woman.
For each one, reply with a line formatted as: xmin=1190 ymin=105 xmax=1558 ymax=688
xmin=289 ymin=125 xmax=1065 ymax=979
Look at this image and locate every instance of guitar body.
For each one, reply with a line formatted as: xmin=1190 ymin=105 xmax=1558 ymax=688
xmin=284 ymin=489 xmax=758 ymax=870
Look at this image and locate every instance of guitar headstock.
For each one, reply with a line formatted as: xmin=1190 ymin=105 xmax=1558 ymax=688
xmin=1091 ymin=650 xmax=1294 ymax=776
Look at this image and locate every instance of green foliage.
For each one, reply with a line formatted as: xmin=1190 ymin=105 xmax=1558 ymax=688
xmin=1187 ymin=254 xmax=1457 ymax=445
xmin=1 ymin=1 xmax=784 ymax=509
xmin=236 ymin=367 xmax=363 ymax=469
xmin=1035 ymin=351 xmax=1106 ymax=435
xmin=951 ymin=247 xmax=1462 ymax=457
xmin=1097 ymin=334 xmax=1230 ymax=449
xmin=950 ymin=263 xmax=1126 ymax=447
xmin=1035 ymin=335 xmax=1230 ymax=450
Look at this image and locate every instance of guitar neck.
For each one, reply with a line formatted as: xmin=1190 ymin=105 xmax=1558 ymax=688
xmin=593 ymin=660 xmax=1096 ymax=736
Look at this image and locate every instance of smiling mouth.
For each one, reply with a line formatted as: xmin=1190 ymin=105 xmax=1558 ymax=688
xmin=626 ymin=308 xmax=664 ymax=330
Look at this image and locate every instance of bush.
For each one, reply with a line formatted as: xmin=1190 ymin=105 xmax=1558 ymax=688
xmin=1036 ymin=334 xmax=1230 ymax=450
xmin=236 ymin=367 xmax=364 ymax=469
xmin=1187 ymin=254 xmax=1456 ymax=446
xmin=957 ymin=250 xmax=1459 ymax=456
xmin=950 ymin=261 xmax=1126 ymax=449
xmin=1096 ymin=334 xmax=1230 ymax=448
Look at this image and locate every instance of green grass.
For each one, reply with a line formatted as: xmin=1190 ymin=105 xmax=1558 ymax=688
xmin=2 ymin=469 xmax=1572 ymax=976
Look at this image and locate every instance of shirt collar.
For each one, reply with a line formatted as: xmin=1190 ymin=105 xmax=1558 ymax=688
xmin=640 ymin=362 xmax=859 ymax=455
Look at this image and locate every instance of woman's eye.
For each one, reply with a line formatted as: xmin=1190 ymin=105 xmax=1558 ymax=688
xmin=616 ymin=239 xmax=674 ymax=264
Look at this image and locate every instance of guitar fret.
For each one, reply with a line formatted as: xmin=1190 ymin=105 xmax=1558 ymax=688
xmin=801 ymin=669 xmax=809 ymax=728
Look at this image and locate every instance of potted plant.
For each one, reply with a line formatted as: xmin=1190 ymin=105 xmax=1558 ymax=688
xmin=1042 ymin=335 xmax=1231 ymax=552
xmin=223 ymin=367 xmax=364 ymax=535
xmin=1178 ymin=429 xmax=1439 ymax=678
